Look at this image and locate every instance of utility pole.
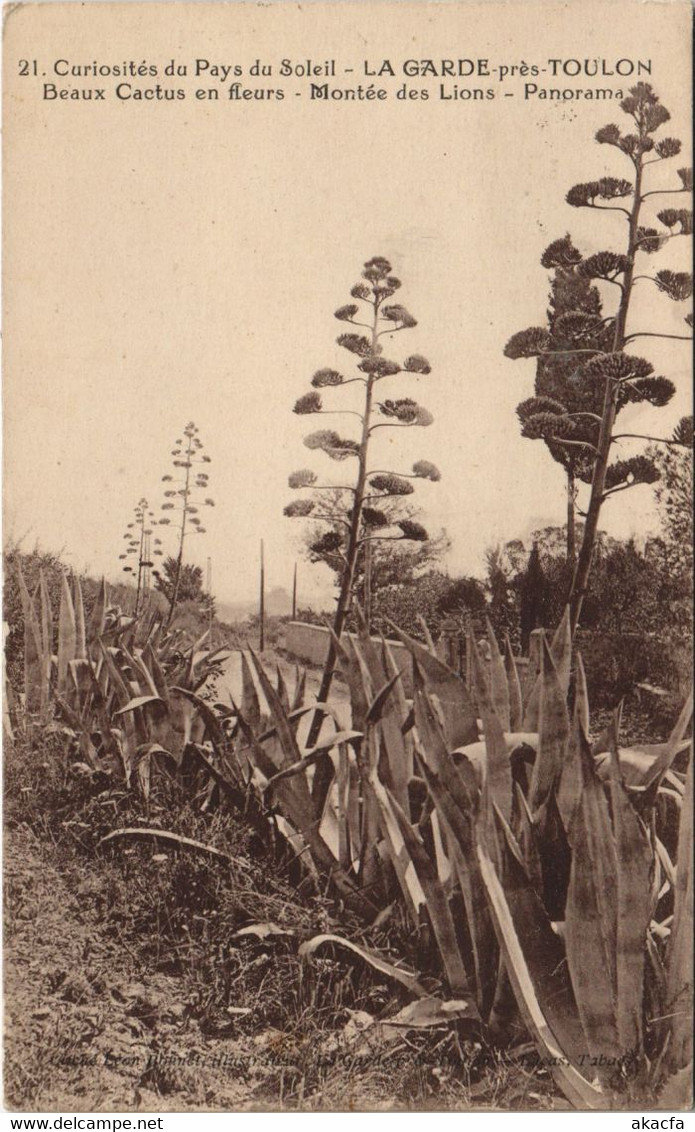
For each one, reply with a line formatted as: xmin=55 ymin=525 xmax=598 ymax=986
xmin=259 ymin=540 xmax=265 ymax=652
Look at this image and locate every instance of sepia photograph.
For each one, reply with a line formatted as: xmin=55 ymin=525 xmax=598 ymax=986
xmin=2 ymin=0 xmax=693 ymax=1116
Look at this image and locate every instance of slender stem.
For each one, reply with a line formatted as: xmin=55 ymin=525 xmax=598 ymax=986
xmin=641 ymin=187 xmax=689 ymax=199
xmin=623 ymin=332 xmax=693 ymax=345
xmin=569 ymin=133 xmax=646 ymax=632
xmin=613 ymin=433 xmax=685 ymax=446
xmin=135 ymin=510 xmax=145 ymax=616
xmin=566 ymin=467 xmax=576 ymax=566
xmin=367 ymin=469 xmax=419 ymax=478
xmin=547 ymin=438 xmax=600 ymax=454
xmin=165 ymin=434 xmax=193 ymax=630
xmin=307 ymin=289 xmax=381 ymax=748
xmin=313 ymin=408 xmax=364 ymax=419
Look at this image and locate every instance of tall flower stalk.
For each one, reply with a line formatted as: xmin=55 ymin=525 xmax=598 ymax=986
xmin=158 ymin=422 xmax=214 ymax=629
xmin=118 ymin=498 xmax=162 ymax=615
xmin=285 ymin=256 xmax=438 ymax=742
xmin=505 ymin=83 xmax=692 ymax=632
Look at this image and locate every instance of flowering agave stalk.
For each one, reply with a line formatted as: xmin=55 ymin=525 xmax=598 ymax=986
xmin=504 ymin=83 xmax=692 ymax=632
xmin=157 ymin=422 xmax=214 ymax=629
xmin=118 ymin=498 xmax=163 ymax=615
xmin=285 ymin=255 xmax=439 ymax=742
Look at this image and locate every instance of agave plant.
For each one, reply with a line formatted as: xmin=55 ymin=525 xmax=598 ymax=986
xmin=329 ymin=617 xmax=692 ymax=1108
xmin=221 ymin=609 xmax=691 ymax=1108
xmin=15 ymin=564 xmax=232 ymax=799
xmin=19 ymin=555 xmax=689 ymax=1108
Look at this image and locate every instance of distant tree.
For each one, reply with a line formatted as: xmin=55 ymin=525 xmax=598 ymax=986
xmin=367 ymin=568 xmax=486 ymax=641
xmin=300 ymin=486 xmax=450 ymax=625
xmin=153 ymin=556 xmax=204 ymax=603
xmin=505 ymin=83 xmax=692 ymax=632
xmin=519 ymin=542 xmax=550 ymax=651
xmin=648 ymin=415 xmax=694 ymax=579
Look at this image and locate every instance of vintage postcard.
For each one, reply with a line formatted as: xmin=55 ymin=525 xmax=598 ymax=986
xmin=2 ymin=0 xmax=693 ymax=1117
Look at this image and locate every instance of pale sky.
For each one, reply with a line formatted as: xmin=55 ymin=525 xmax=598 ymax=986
xmin=3 ymin=1 xmax=692 ymax=608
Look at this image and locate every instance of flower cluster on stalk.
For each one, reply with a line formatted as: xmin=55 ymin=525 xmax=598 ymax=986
xmin=284 ymin=255 xmax=442 ymax=604
xmin=505 ymin=82 xmax=693 ymax=515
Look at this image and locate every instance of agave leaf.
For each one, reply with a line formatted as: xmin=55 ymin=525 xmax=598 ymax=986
xmin=564 ymin=723 xmax=620 ymax=1061
xmin=380 ymin=639 xmax=414 ymax=810
xmin=512 ymin=784 xmax=544 ymax=894
xmin=640 ymin=693 xmax=693 ymax=794
xmin=114 ymin=694 xmax=165 ymax=715
xmin=299 ymin=933 xmax=431 ymax=998
xmin=523 ymin=609 xmax=572 ymax=730
xmin=56 ymin=573 xmax=77 ymax=696
xmin=248 ymin=648 xmax=302 ymax=769
xmin=532 ymin=790 xmax=572 ymax=922
xmin=239 ymin=652 xmax=262 ymax=732
xmin=73 ymin=577 xmax=87 ymax=659
xmin=366 ymin=770 xmax=428 ymax=920
xmin=384 ymin=786 xmax=473 ymax=998
xmin=655 ymin=837 xmax=677 ymax=892
xmin=608 ymin=728 xmax=653 ymax=1061
xmin=430 ymin=808 xmax=455 ymax=890
xmin=604 ymin=742 xmax=690 ymax=779
xmin=187 ymin=743 xmax=249 ymax=805
xmin=504 ymin=634 xmax=524 ymax=732
xmin=657 ymin=1064 xmax=693 ymax=1108
xmin=390 ymin=622 xmax=478 ymax=747
xmin=468 ymin=632 xmax=512 ymax=827
xmin=334 ymin=742 xmax=352 ymax=871
xmin=556 ymin=674 xmax=586 ymax=841
xmin=383 ymin=994 xmax=475 ymax=1030
xmin=290 ymin=666 xmax=307 ymax=713
xmin=37 ymin=571 xmax=53 ymax=713
xmin=89 ymin=578 xmax=108 ymax=642
xmin=100 ymin=826 xmax=233 ymax=862
xmin=528 ymin=637 xmax=570 ymax=814
xmin=235 ymin=922 xmax=296 ymax=940
xmin=126 ymin=647 xmax=160 ymax=700
xmin=17 ymin=566 xmax=43 ymax=712
xmin=486 ymin=619 xmax=510 ymax=731
xmin=416 ymin=614 xmax=437 ymax=655
xmin=412 ymin=669 xmax=449 ymax=777
xmin=171 ymin=685 xmax=228 ymax=747
xmin=357 ymin=652 xmax=411 ymax=814
xmin=414 ymin=745 xmax=497 ymax=1017
xmin=331 ymin=627 xmax=370 ymax=731
xmin=38 ymin=570 xmax=52 ymax=658
xmin=664 ymin=745 xmax=693 ymax=1073
xmin=365 ymin=671 xmax=402 ymax=727
xmin=276 ymin=665 xmax=291 ymax=714
xmin=574 ymin=650 xmax=590 ymax=736
xmin=98 ymin=642 xmax=131 ymax=706
xmin=265 ymin=730 xmax=361 ymax=791
xmin=477 ymin=837 xmax=607 ymax=1109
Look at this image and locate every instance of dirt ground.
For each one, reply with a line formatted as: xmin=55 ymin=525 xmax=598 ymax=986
xmin=3 ymin=826 xmax=265 ymax=1112
xmin=4 ymin=815 xmax=564 ymax=1115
